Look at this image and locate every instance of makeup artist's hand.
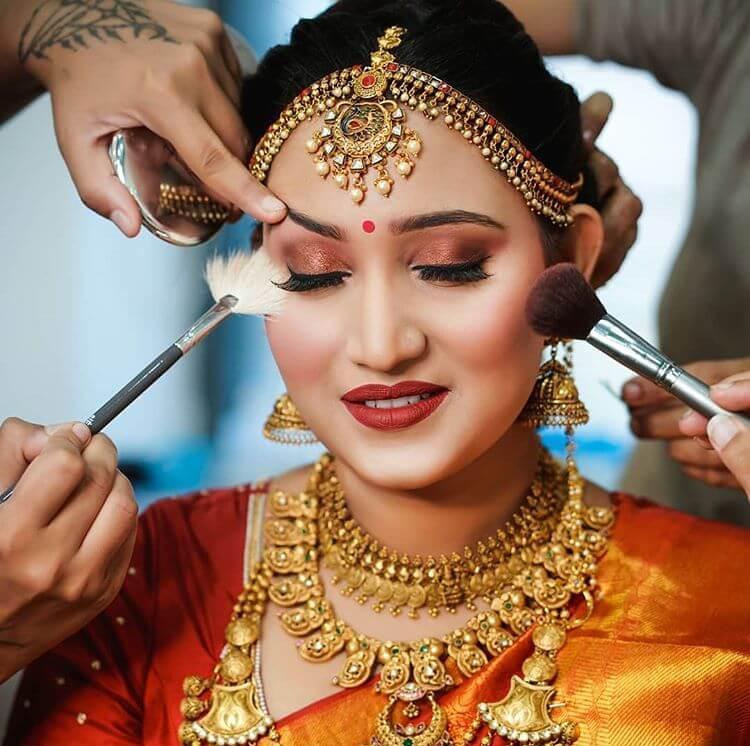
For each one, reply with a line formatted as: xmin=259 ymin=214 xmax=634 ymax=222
xmin=3 ymin=0 xmax=286 ymax=236
xmin=0 ymin=418 xmax=137 ymax=683
xmin=622 ymin=357 xmax=750 ymax=490
xmin=679 ymin=371 xmax=750 ymax=499
xmin=580 ymin=92 xmax=643 ymax=288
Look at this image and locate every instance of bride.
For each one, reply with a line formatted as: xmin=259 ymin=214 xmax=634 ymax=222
xmin=5 ymin=1 xmax=749 ymax=745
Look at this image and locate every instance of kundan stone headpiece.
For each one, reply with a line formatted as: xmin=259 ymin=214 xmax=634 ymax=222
xmin=249 ymin=26 xmax=583 ymax=226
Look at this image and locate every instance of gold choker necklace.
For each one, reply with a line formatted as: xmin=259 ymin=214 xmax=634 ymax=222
xmin=179 ymin=451 xmax=615 ymax=746
xmin=317 ymin=452 xmax=567 ymax=618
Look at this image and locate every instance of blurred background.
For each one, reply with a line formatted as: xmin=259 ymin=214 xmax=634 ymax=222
xmin=0 ymin=0 xmax=695 ymax=509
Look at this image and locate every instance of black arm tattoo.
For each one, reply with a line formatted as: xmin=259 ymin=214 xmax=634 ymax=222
xmin=18 ymin=0 xmax=178 ymax=63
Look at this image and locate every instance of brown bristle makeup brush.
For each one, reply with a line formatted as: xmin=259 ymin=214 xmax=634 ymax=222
xmin=526 ymin=263 xmax=750 ymax=426
xmin=0 ymin=250 xmax=285 ymax=504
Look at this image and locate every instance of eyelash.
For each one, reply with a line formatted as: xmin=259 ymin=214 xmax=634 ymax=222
xmin=412 ymin=257 xmax=491 ymax=283
xmin=277 ymin=257 xmax=491 ymax=293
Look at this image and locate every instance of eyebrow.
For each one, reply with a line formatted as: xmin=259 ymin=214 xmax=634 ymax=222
xmin=279 ymin=208 xmax=505 ymax=240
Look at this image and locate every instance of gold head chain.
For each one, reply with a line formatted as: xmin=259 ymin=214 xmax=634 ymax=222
xmin=250 ymin=26 xmax=582 ymax=225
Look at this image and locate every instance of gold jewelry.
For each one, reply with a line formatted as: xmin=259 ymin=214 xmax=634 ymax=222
xmin=519 ymin=340 xmax=589 ymax=430
xmin=158 ymin=184 xmax=228 ymax=225
xmin=319 ymin=453 xmax=567 ymax=618
xmin=179 ymin=449 xmax=615 ymax=746
xmin=249 ymin=26 xmax=581 ymax=225
xmin=263 ymin=393 xmax=319 ymax=445
xmin=265 ymin=452 xmax=614 ymax=746
xmin=178 ymin=566 xmax=278 ymax=745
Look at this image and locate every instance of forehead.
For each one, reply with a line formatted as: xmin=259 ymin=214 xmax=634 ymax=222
xmin=264 ymin=113 xmax=528 ymax=227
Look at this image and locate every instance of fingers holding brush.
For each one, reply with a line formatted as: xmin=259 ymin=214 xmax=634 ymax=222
xmin=0 ymin=418 xmax=137 ymax=682
xmin=678 ymin=373 xmax=750 ymax=499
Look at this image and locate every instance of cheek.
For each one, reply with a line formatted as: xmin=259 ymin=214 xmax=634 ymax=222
xmin=430 ymin=248 xmax=543 ymax=377
xmin=265 ymin=302 xmax=341 ymax=387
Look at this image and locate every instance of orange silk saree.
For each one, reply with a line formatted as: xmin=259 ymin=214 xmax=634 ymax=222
xmin=4 ymin=487 xmax=750 ymax=746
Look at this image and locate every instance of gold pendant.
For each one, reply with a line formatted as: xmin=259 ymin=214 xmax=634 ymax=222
xmin=333 ymin=636 xmax=378 ymax=688
xmin=411 ymin=640 xmax=451 ymax=691
xmin=190 ymin=680 xmax=273 ymax=745
xmin=269 ymin=573 xmax=321 ymax=607
xmin=265 ymin=544 xmax=315 ymax=574
xmin=298 ymin=620 xmax=349 ymax=662
xmin=370 ymin=689 xmax=452 ymax=746
xmin=279 ymin=599 xmax=331 ymax=636
xmin=445 ymin=629 xmax=488 ymax=678
xmin=477 ymin=675 xmax=578 ymax=744
xmin=378 ymin=645 xmax=413 ymax=695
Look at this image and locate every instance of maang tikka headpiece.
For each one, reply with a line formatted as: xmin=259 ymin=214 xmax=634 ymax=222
xmin=250 ymin=26 xmax=582 ymax=225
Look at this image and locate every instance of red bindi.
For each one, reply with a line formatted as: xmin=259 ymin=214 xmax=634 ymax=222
xmin=362 ymin=220 xmax=376 ymax=234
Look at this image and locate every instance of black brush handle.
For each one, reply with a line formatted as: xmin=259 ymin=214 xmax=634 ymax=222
xmin=85 ymin=344 xmax=183 ymax=434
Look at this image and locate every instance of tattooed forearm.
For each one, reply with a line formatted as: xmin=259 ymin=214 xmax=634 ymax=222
xmin=18 ymin=0 xmax=178 ymax=63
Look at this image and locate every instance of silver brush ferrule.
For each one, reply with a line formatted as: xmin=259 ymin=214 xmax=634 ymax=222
xmin=588 ymin=314 xmax=750 ymax=424
xmin=175 ymin=295 xmax=237 ymax=353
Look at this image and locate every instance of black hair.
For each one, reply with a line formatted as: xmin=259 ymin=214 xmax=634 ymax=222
xmin=241 ymin=0 xmax=597 ymax=248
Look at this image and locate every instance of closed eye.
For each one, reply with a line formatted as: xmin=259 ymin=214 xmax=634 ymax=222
xmin=412 ymin=257 xmax=491 ymax=284
xmin=275 ymin=267 xmax=351 ymax=292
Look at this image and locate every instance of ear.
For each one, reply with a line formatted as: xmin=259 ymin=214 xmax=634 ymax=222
xmin=557 ymin=204 xmax=603 ymax=282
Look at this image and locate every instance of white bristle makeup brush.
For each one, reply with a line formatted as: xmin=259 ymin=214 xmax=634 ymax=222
xmin=0 ymin=249 xmax=285 ymax=504
xmin=525 ymin=263 xmax=750 ymax=426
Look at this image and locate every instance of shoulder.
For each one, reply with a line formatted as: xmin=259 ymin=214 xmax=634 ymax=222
xmin=598 ymin=493 xmax=750 ymax=650
xmin=132 ymin=465 xmax=313 ymax=577
xmin=611 ymin=492 xmax=750 ymax=560
xmin=126 ymin=481 xmax=269 ymax=602
xmin=139 ymin=461 xmax=314 ymax=529
xmin=138 ymin=480 xmax=268 ymax=538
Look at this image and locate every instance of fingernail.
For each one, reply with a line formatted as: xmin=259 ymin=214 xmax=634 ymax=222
xmin=679 ymin=408 xmax=693 ymax=421
xmin=712 ymin=381 xmax=735 ymax=391
xmin=707 ymin=414 xmax=739 ymax=451
xmin=261 ymin=195 xmax=286 ymax=215
xmin=110 ymin=209 xmax=133 ymax=236
xmin=72 ymin=422 xmax=91 ymax=446
xmin=583 ymin=129 xmax=594 ymax=145
xmin=622 ymin=382 xmax=642 ymax=402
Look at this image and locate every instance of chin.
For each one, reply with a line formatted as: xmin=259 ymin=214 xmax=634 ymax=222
xmin=319 ymin=410 xmax=516 ymax=491
xmin=333 ymin=440 xmax=461 ymax=490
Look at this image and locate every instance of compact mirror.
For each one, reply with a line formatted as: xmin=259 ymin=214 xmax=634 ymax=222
xmin=108 ymin=26 xmax=257 ymax=247
xmin=109 ymin=128 xmax=228 ymax=246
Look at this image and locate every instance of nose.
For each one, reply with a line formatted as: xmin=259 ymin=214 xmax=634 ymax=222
xmin=346 ymin=271 xmax=427 ymax=373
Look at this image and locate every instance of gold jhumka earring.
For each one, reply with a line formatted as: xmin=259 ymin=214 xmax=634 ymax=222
xmin=263 ymin=393 xmax=319 ymax=445
xmin=518 ymin=340 xmax=589 ymax=430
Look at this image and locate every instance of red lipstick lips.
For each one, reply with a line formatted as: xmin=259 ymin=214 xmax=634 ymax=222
xmin=341 ymin=381 xmax=449 ymax=430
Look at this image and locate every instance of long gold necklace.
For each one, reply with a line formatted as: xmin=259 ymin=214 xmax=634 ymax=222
xmin=178 ymin=451 xmax=615 ymax=746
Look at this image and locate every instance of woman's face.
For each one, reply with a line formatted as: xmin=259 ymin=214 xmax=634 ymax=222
xmin=263 ymin=114 xmax=552 ymax=489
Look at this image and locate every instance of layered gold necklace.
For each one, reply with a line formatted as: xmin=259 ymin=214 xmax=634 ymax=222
xmin=179 ymin=450 xmax=615 ymax=746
